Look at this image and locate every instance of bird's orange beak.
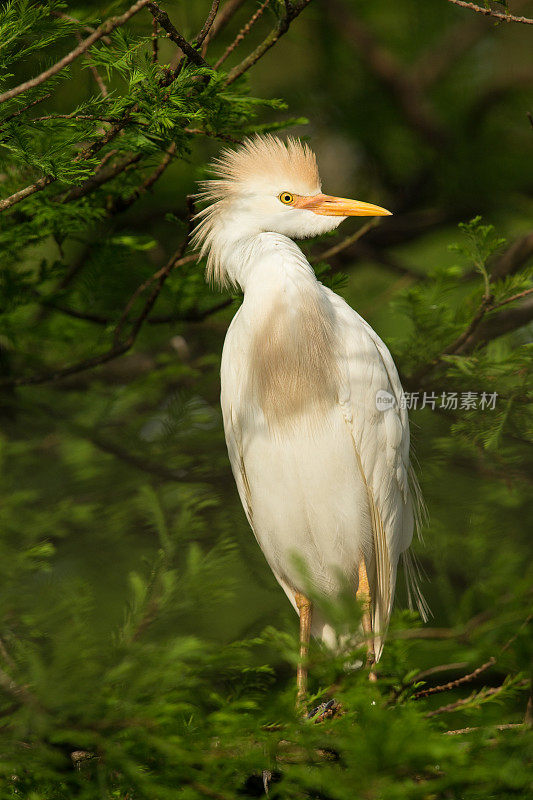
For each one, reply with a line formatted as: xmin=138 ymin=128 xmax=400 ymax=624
xmin=294 ymin=193 xmax=392 ymax=217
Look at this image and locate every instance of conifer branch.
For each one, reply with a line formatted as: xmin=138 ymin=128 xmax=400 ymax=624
xmin=445 ymin=0 xmax=533 ymax=25
xmin=0 ymin=0 xmax=153 ymax=105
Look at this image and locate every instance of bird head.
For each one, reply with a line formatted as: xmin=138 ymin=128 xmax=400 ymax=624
xmin=193 ymin=134 xmax=391 ymax=286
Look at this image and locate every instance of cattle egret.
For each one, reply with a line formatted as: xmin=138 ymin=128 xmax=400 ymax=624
xmin=194 ymin=135 xmax=426 ymax=701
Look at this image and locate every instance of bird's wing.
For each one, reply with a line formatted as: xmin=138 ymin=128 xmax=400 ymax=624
xmin=323 ymin=287 xmax=426 ymax=654
xmin=220 ymin=307 xmax=256 ymax=535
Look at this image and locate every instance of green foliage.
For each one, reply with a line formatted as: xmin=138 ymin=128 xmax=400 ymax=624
xmin=0 ymin=1 xmax=532 ymax=798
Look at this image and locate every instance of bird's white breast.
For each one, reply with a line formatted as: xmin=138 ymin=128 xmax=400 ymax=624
xmin=220 ymin=241 xmax=373 ymax=597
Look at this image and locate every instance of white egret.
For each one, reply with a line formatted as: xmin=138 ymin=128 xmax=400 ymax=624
xmin=194 ymin=135 xmax=426 ymax=700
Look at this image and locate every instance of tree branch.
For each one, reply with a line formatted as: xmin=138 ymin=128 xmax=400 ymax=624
xmin=491 ymin=286 xmax=533 ymax=311
xmin=60 ymin=152 xmax=143 ymax=204
xmin=202 ymin=0 xmax=248 ymax=50
xmin=445 ymin=0 xmax=533 ymax=25
xmin=312 ymin=219 xmax=381 ymax=263
xmin=0 ymin=249 xmax=197 ymax=389
xmin=146 ymin=2 xmax=209 ymax=67
xmin=215 ymin=0 xmax=271 ymax=69
xmin=152 ymin=16 xmax=159 ymax=63
xmin=225 ymin=0 xmax=313 ymax=85
xmin=456 ymin=295 xmax=533 ymax=354
xmin=490 ymin=231 xmax=533 ymax=281
xmin=196 ymin=1 xmax=221 ymax=47
xmin=0 ymin=0 xmax=152 ymax=105
xmin=414 ymin=657 xmax=496 ymax=699
xmin=111 ymin=143 xmax=178 ymax=214
xmin=425 ymin=678 xmax=529 ymax=717
xmin=0 ymin=93 xmax=52 ymax=124
xmin=328 ymin=0 xmax=447 ymax=147
xmin=82 ymin=429 xmax=191 ymax=483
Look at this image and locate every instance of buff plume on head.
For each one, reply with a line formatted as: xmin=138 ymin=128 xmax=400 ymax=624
xmin=193 ymin=134 xmax=391 ymax=288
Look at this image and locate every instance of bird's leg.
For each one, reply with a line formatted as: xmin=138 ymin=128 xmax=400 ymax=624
xmin=294 ymin=592 xmax=312 ymax=705
xmin=357 ymin=560 xmax=377 ymax=682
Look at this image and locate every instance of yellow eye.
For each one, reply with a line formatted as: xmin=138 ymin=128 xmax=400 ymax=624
xmin=279 ymin=192 xmax=294 ymax=205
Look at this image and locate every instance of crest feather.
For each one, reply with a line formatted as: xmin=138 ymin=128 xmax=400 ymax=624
xmin=192 ymin=135 xmax=321 ymax=286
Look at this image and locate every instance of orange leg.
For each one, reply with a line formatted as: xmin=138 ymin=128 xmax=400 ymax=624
xmin=294 ymin=592 xmax=312 ymax=704
xmin=357 ymin=560 xmax=377 ymax=681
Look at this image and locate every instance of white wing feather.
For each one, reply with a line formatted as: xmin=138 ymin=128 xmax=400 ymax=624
xmin=323 ymin=287 xmax=425 ymax=657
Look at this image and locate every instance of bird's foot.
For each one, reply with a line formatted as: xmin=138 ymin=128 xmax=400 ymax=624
xmin=307 ymin=698 xmax=342 ymax=723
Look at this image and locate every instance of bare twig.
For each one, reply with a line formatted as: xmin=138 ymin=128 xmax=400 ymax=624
xmin=37 ymin=292 xmax=232 ymax=326
xmin=184 ymin=127 xmax=242 ymax=143
xmin=215 ymin=0 xmax=271 ymax=69
xmin=50 ymin=10 xmax=112 ymax=45
xmin=112 ymin=143 xmax=177 ymax=213
xmin=313 ymin=219 xmax=381 ymax=263
xmin=202 ymin=0 xmax=247 ymax=51
xmin=0 ymin=175 xmax=55 ymax=212
xmin=414 ymin=657 xmax=496 ymax=699
xmin=76 ymin=32 xmax=108 ymax=97
xmin=196 ymin=1 xmax=221 ymax=47
xmin=425 ymin=678 xmax=529 ymax=717
xmin=152 ymin=16 xmax=159 ymax=63
xmin=147 ymin=2 xmax=209 ymax=67
xmin=0 ymin=0 xmax=152 ymax=105
xmin=81 ymin=429 xmax=190 ymax=482
xmin=226 ymin=0 xmax=313 ymax=85
xmin=411 ymin=662 xmax=470 ymax=682
xmin=113 ymin=198 xmax=196 ymax=341
xmin=0 ymin=93 xmax=52 ymax=124
xmin=444 ymin=723 xmax=525 ymax=735
xmin=491 ymin=286 xmax=533 ymax=311
xmin=451 ymin=295 xmax=533 ymax=355
xmin=30 ymin=114 xmax=118 ymax=122
xmin=414 ymin=0 xmax=532 ymax=88
xmin=113 ymin=251 xmax=195 ymax=344
xmin=446 ymin=0 xmax=533 ymax=25
xmin=60 ymin=152 xmax=143 ymax=204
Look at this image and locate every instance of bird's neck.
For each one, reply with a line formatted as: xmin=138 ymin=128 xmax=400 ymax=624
xmin=233 ymin=233 xmax=339 ymax=426
xmin=213 ymin=228 xmax=318 ymax=294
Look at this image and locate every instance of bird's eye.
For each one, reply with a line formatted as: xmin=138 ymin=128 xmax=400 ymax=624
xmin=279 ymin=192 xmax=294 ymax=205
